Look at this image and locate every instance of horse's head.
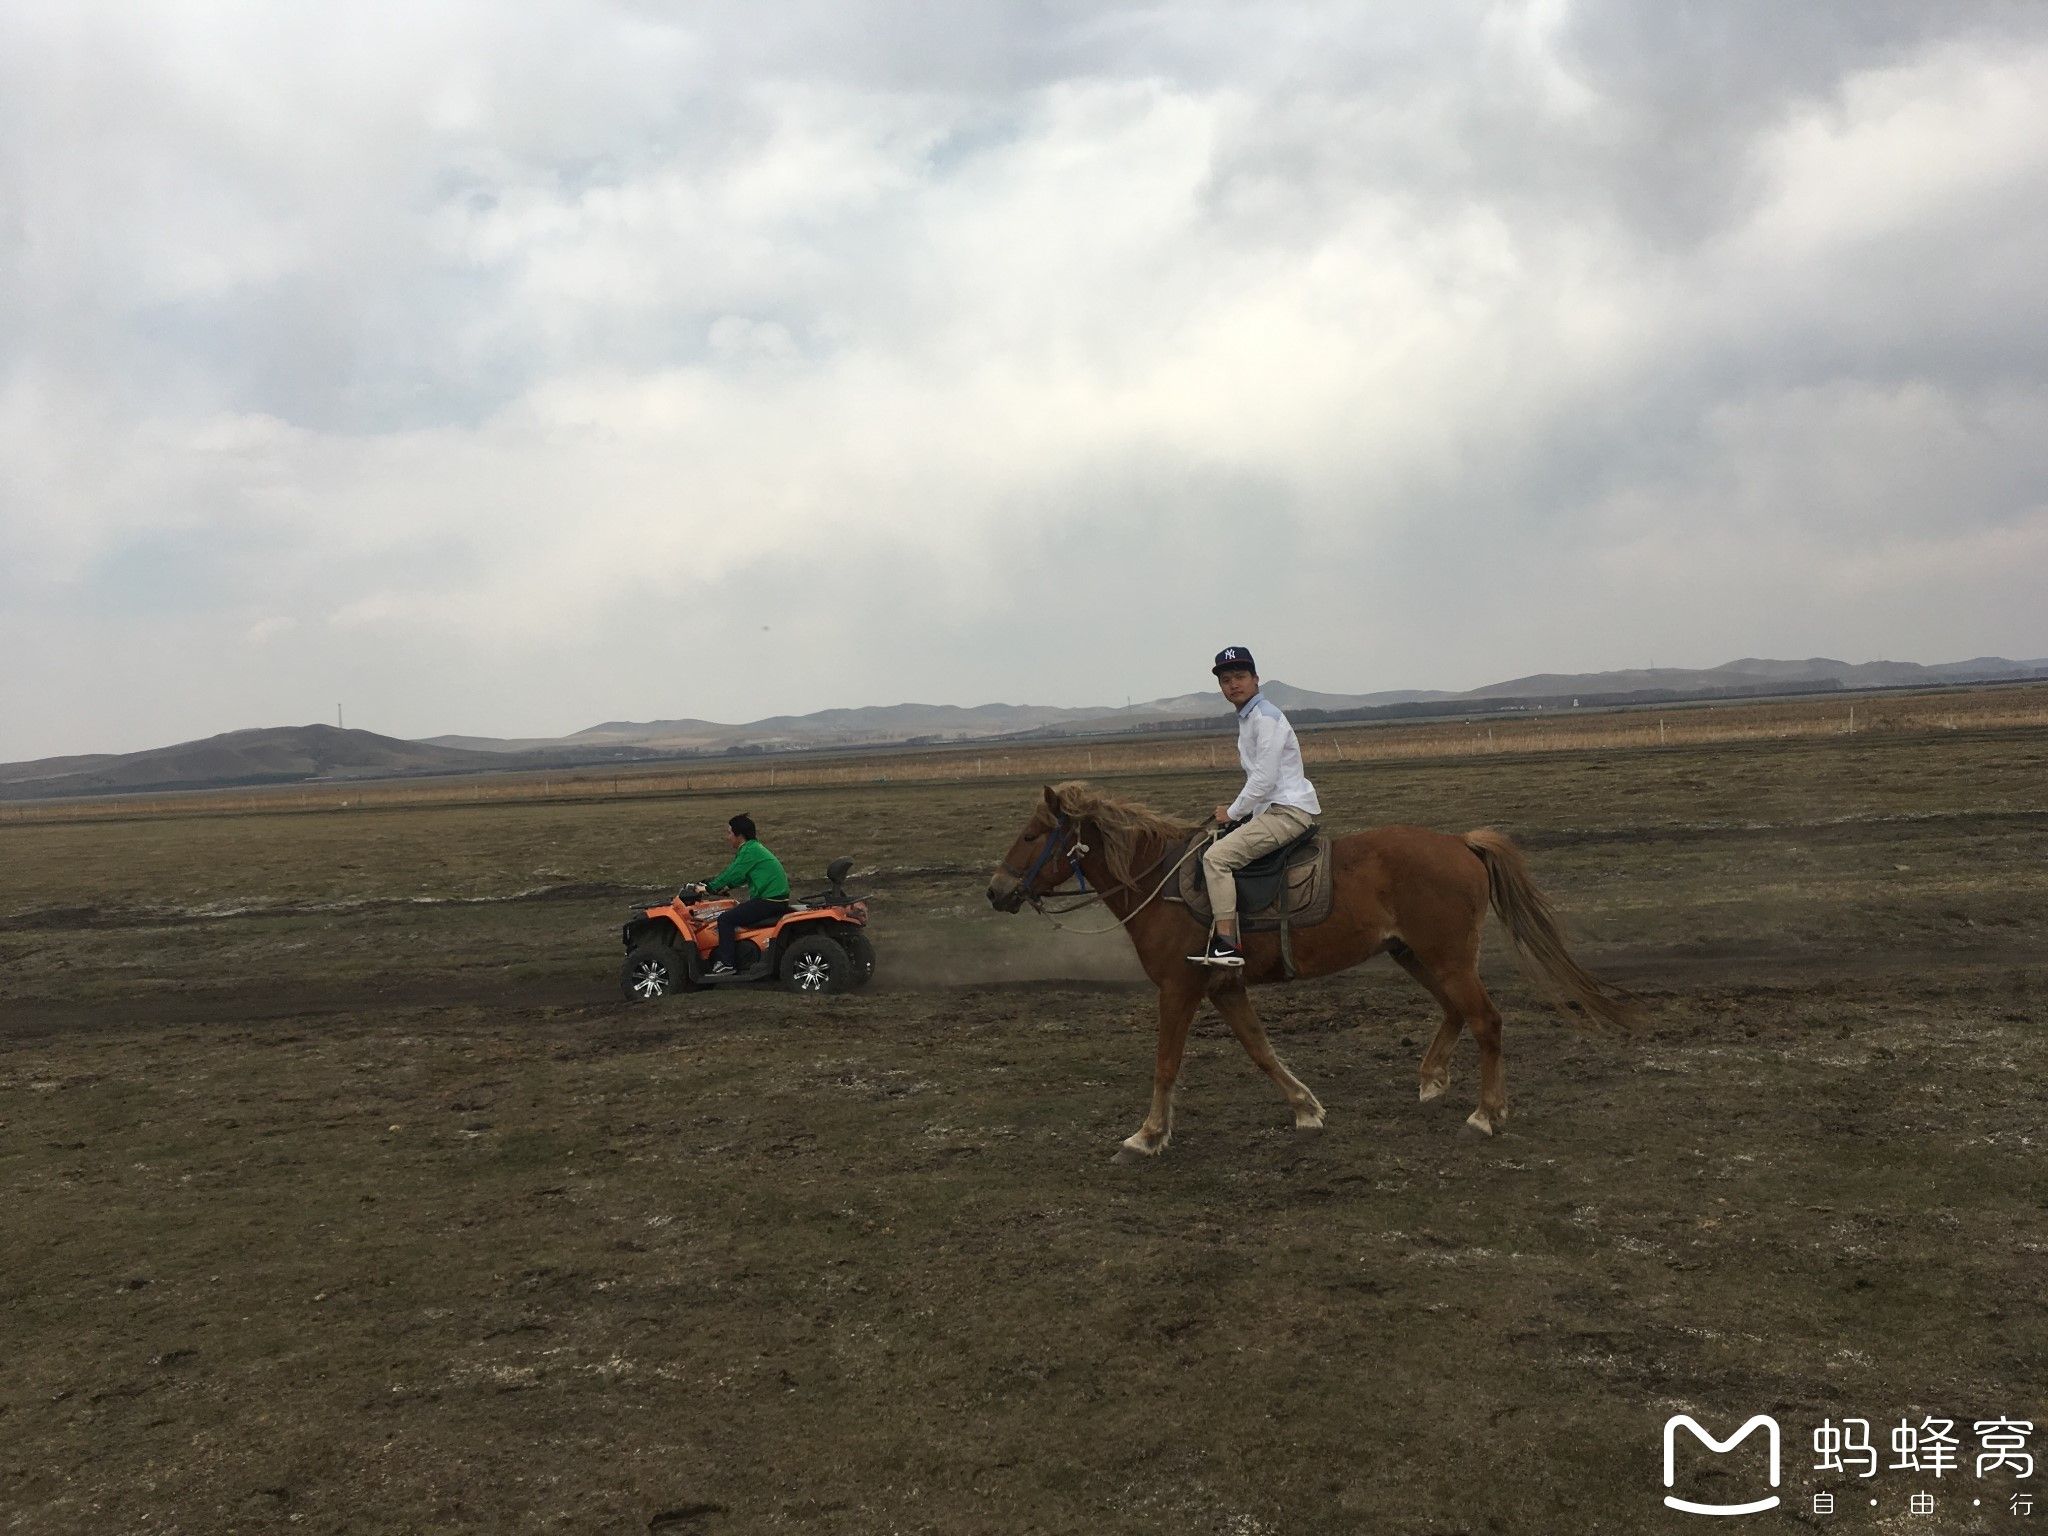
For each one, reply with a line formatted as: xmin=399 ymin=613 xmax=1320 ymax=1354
xmin=987 ymin=785 xmax=1086 ymax=913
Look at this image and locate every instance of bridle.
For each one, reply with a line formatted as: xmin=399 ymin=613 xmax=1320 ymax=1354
xmin=998 ymin=811 xmax=1218 ymax=931
xmin=998 ymin=814 xmax=1093 ymax=910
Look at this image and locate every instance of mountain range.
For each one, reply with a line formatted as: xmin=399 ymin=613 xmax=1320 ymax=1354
xmin=4 ymin=655 xmax=2043 ymax=800
xmin=421 ymin=680 xmax=1450 ymax=756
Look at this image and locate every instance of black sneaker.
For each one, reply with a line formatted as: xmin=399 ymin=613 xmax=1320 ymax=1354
xmin=706 ymin=961 xmax=738 ymax=979
xmin=1187 ymin=935 xmax=1245 ymax=967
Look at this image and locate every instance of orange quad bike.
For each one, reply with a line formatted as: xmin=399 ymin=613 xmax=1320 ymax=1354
xmin=620 ymin=857 xmax=874 ymax=1000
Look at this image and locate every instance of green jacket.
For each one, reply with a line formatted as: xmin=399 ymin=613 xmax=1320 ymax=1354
xmin=707 ymin=839 xmax=790 ymax=901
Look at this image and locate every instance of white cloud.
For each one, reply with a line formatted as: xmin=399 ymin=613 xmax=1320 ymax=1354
xmin=2 ymin=1 xmax=2045 ymax=757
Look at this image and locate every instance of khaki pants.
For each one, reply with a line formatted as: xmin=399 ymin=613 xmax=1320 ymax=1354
xmin=1202 ymin=803 xmax=1316 ymax=924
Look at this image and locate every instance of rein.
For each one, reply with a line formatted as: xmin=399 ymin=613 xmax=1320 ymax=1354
xmin=1010 ymin=817 xmax=1216 ymax=936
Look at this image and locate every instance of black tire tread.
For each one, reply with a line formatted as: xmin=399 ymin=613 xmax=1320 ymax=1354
xmin=777 ymin=933 xmax=853 ymax=995
xmin=621 ymin=942 xmax=691 ymax=1000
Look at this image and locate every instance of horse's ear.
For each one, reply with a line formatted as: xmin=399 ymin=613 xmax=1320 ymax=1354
xmin=1042 ymin=784 xmax=1061 ymax=813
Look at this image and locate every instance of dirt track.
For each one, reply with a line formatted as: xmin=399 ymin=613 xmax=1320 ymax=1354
xmin=3 ymin=731 xmax=2045 ymax=1533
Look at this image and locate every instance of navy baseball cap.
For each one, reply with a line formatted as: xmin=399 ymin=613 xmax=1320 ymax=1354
xmin=1212 ymin=646 xmax=1257 ymax=676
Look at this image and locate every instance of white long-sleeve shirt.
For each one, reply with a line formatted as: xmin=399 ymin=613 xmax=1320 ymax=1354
xmin=1227 ymin=691 xmax=1321 ymax=820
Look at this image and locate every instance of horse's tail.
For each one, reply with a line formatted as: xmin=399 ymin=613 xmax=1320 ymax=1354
xmin=1463 ymin=828 xmax=1642 ymax=1037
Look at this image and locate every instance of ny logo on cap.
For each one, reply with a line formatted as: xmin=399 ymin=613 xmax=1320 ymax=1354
xmin=1222 ymin=649 xmax=1241 ymax=661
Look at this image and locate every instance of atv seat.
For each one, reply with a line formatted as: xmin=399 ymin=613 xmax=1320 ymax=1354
xmin=796 ymin=857 xmax=856 ymax=907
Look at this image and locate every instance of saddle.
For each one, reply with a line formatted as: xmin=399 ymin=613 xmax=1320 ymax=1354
xmin=1170 ymin=824 xmax=1335 ymax=933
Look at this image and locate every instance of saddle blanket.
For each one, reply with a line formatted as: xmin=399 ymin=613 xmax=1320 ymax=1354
xmin=1169 ymin=831 xmax=1336 ymax=931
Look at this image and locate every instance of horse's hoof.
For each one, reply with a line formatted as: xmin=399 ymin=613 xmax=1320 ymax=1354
xmin=1294 ymin=1107 xmax=1326 ymax=1131
xmin=1465 ymin=1108 xmax=1501 ymax=1136
xmin=1419 ymin=1078 xmax=1449 ymax=1103
xmin=1116 ymin=1133 xmax=1166 ymax=1162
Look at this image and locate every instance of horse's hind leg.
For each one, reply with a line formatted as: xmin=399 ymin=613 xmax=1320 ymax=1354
xmin=1391 ymin=944 xmax=1463 ymax=1104
xmin=1211 ymin=983 xmax=1325 ymax=1130
xmin=1436 ymin=963 xmax=1506 ymax=1135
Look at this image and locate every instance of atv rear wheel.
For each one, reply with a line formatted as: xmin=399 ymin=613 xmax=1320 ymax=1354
xmin=622 ymin=943 xmax=693 ymax=1000
xmin=845 ymin=931 xmax=876 ymax=989
xmin=778 ymin=933 xmax=853 ymax=995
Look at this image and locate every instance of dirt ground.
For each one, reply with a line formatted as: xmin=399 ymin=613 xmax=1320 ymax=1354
xmin=3 ymin=730 xmax=2045 ymax=1534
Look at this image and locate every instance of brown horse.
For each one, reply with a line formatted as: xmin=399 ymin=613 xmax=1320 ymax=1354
xmin=987 ymin=781 xmax=1638 ymax=1158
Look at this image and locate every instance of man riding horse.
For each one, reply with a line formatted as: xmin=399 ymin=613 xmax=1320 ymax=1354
xmin=986 ymin=654 xmax=1640 ymax=1155
xmin=1193 ymin=646 xmax=1321 ymax=968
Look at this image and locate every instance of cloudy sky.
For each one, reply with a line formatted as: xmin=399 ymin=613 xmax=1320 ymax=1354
xmin=4 ymin=1 xmax=2046 ymax=760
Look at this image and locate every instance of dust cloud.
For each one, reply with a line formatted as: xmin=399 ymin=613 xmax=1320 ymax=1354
xmin=865 ymin=913 xmax=1148 ymax=991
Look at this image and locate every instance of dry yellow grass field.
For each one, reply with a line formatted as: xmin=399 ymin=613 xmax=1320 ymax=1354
xmin=6 ymin=682 xmax=2045 ymax=825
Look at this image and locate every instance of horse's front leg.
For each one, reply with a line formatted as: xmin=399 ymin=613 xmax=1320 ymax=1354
xmin=1119 ymin=979 xmax=1201 ymax=1161
xmin=1211 ymin=981 xmax=1325 ymax=1130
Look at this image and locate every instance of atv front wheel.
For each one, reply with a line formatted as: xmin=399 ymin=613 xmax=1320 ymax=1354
xmin=778 ymin=933 xmax=853 ymax=995
xmin=622 ymin=943 xmax=692 ymax=1001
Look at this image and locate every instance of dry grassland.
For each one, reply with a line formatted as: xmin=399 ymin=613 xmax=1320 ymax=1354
xmin=2 ymin=719 xmax=2045 ymax=1533
xmin=6 ymin=683 xmax=2046 ymax=825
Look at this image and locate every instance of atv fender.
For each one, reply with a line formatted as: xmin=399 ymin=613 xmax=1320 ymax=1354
xmin=623 ymin=911 xmax=692 ymax=950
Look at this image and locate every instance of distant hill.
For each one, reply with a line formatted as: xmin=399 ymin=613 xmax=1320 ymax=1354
xmin=1466 ymin=656 xmax=2048 ymax=700
xmin=9 ymin=655 xmax=2045 ymax=799
xmin=539 ymin=702 xmax=1117 ymax=753
xmin=0 ymin=724 xmax=509 ymax=800
xmin=1128 ymin=681 xmax=1455 ymax=718
xmin=0 ymin=750 xmax=122 ymax=787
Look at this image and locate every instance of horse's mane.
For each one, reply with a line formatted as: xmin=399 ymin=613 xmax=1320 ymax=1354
xmin=1049 ymin=781 xmax=1201 ymax=890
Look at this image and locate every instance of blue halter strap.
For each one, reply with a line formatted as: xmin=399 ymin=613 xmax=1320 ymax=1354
xmin=1018 ymin=815 xmax=1088 ymax=894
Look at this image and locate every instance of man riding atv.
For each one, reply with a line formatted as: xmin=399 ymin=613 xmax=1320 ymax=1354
xmin=681 ymin=813 xmax=791 ymax=978
xmin=622 ymin=846 xmax=872 ymax=999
